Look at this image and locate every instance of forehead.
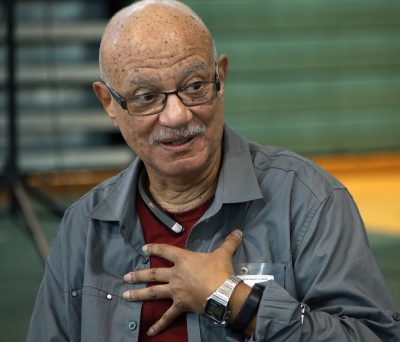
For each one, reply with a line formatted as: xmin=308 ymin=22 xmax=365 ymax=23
xmin=101 ymin=3 xmax=214 ymax=85
xmin=127 ymin=58 xmax=213 ymax=89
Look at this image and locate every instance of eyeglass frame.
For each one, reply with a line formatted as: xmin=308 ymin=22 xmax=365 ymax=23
xmin=101 ymin=64 xmax=221 ymax=116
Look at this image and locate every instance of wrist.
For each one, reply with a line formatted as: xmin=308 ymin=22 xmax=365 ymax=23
xmin=227 ymin=282 xmax=251 ymax=323
xmin=231 ymin=283 xmax=264 ymax=334
xmin=203 ymin=275 xmax=243 ymax=325
xmin=229 ymin=282 xmax=264 ymax=336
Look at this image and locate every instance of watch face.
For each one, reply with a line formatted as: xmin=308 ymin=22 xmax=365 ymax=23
xmin=204 ymin=299 xmax=226 ymax=323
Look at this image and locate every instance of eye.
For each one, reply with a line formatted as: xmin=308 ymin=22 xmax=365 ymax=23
xmin=134 ymin=92 xmax=157 ymax=104
xmin=183 ymin=81 xmax=204 ymax=93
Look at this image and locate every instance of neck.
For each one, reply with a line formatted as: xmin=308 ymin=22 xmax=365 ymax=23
xmin=144 ymin=156 xmax=221 ymax=213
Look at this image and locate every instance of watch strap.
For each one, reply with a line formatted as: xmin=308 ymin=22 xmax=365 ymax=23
xmin=203 ymin=275 xmax=243 ymax=324
xmin=232 ymin=283 xmax=264 ymax=332
xmin=215 ymin=275 xmax=243 ymax=302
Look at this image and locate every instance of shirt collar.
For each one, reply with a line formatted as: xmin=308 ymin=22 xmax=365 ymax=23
xmin=89 ymin=158 xmax=142 ymax=230
xmin=89 ymin=124 xmax=263 ymax=225
xmin=216 ymin=125 xmax=263 ymax=204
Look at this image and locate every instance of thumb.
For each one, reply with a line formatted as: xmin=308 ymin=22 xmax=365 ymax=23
xmin=217 ymin=229 xmax=243 ymax=256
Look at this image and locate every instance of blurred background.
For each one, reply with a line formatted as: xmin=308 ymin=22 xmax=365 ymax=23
xmin=0 ymin=0 xmax=399 ymax=340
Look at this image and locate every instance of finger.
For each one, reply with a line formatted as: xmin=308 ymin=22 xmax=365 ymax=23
xmin=217 ymin=229 xmax=243 ymax=256
xmin=124 ymin=267 xmax=170 ymax=283
xmin=142 ymin=243 xmax=183 ymax=263
xmin=122 ymin=284 xmax=170 ymax=301
xmin=146 ymin=305 xmax=182 ymax=336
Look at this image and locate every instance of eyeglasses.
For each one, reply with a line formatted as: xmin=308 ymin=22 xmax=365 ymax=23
xmin=102 ymin=67 xmax=221 ymax=116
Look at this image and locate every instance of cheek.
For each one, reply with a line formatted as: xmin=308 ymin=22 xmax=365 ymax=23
xmin=117 ymin=116 xmax=152 ymax=153
xmin=206 ymin=103 xmax=224 ymax=135
xmin=196 ymin=99 xmax=224 ymax=127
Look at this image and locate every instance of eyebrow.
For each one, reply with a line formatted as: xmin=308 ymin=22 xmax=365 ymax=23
xmin=182 ymin=63 xmax=210 ymax=78
xmin=129 ymin=75 xmax=159 ymax=87
xmin=128 ymin=63 xmax=211 ymax=89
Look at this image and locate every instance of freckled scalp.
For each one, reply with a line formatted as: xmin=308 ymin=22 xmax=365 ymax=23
xmin=99 ymin=0 xmax=216 ymax=85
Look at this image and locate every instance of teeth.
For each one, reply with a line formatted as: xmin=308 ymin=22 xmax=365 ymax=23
xmin=165 ymin=137 xmax=192 ymax=145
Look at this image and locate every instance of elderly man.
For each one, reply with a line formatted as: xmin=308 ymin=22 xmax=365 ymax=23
xmin=28 ymin=0 xmax=399 ymax=341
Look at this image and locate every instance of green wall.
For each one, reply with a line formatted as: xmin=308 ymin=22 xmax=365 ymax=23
xmin=184 ymin=0 xmax=400 ymax=154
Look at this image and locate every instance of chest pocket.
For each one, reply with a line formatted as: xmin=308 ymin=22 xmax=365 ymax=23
xmin=67 ymin=286 xmax=113 ymax=342
xmin=201 ymin=262 xmax=287 ymax=341
xmin=68 ymin=286 xmax=110 ymax=342
xmin=81 ymin=286 xmax=113 ymax=341
xmin=80 ymin=284 xmax=143 ymax=342
xmin=236 ymin=262 xmax=286 ymax=288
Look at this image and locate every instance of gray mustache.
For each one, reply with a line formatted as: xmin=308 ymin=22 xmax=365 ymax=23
xmin=149 ymin=123 xmax=206 ymax=144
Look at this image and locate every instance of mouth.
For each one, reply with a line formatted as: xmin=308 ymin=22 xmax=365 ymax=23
xmin=161 ymin=136 xmax=195 ymax=146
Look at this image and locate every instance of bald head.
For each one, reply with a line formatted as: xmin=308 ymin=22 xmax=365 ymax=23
xmin=99 ymin=0 xmax=216 ymax=85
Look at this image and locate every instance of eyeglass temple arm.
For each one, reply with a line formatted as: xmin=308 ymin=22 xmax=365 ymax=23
xmin=101 ymin=80 xmax=128 ymax=110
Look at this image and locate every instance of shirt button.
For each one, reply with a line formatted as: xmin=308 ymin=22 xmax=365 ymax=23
xmin=240 ymin=266 xmax=249 ymax=275
xmin=128 ymin=321 xmax=137 ymax=331
xmin=106 ymin=293 xmax=112 ymax=300
xmin=71 ymin=290 xmax=78 ymax=297
xmin=393 ymin=312 xmax=400 ymax=321
xmin=141 ymin=255 xmax=150 ymax=264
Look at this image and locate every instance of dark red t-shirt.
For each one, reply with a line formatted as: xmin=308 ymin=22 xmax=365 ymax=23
xmin=137 ymin=192 xmax=212 ymax=342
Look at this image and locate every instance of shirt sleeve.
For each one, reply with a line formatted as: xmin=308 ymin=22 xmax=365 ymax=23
xmin=251 ymin=189 xmax=400 ymax=341
xmin=26 ymin=222 xmax=71 ymax=342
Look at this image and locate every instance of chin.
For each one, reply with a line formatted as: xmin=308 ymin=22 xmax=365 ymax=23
xmin=163 ymin=161 xmax=205 ymax=178
xmin=156 ymin=154 xmax=211 ymax=179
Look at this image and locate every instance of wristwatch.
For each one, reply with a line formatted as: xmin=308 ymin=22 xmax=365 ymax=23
xmin=203 ymin=275 xmax=243 ymax=325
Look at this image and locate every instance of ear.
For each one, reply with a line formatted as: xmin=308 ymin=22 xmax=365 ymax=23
xmin=92 ymin=81 xmax=119 ymax=127
xmin=217 ymin=54 xmax=228 ymax=95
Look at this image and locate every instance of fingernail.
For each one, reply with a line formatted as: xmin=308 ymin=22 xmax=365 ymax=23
xmin=147 ymin=327 xmax=155 ymax=336
xmin=142 ymin=245 xmax=148 ymax=254
xmin=122 ymin=291 xmax=130 ymax=300
xmin=123 ymin=273 xmax=131 ymax=282
xmin=232 ymin=229 xmax=242 ymax=238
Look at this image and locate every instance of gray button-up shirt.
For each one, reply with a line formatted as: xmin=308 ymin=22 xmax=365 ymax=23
xmin=27 ymin=125 xmax=400 ymax=341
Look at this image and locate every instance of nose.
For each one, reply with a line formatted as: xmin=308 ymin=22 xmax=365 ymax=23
xmin=157 ymin=93 xmax=193 ymax=128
